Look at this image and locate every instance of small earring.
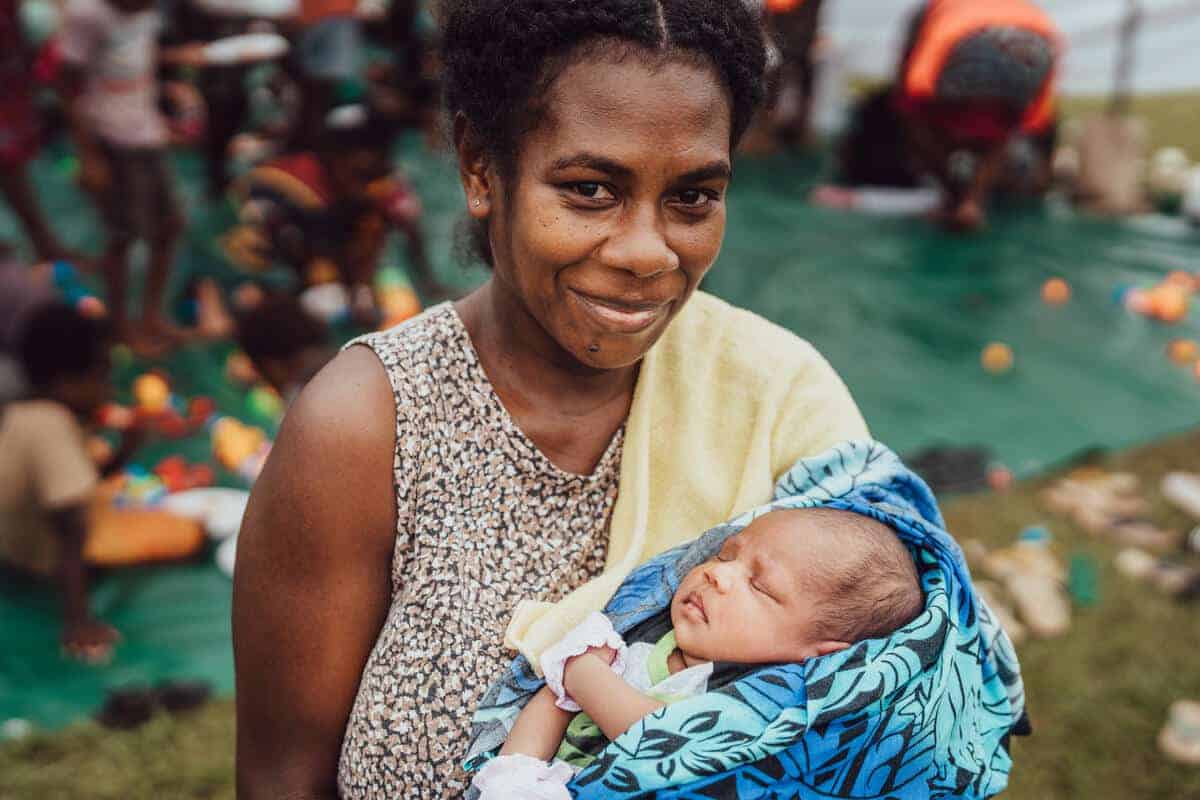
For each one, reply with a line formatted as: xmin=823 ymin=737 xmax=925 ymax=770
xmin=473 ymin=199 xmax=483 ymax=208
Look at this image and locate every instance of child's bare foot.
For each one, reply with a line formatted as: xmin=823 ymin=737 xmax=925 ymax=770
xmin=123 ymin=328 xmax=173 ymax=360
xmin=141 ymin=314 xmax=193 ymax=346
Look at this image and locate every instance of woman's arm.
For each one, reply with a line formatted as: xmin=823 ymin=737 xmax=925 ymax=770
xmin=233 ymin=347 xmax=398 ymax=800
xmin=499 ymin=686 xmax=574 ymax=761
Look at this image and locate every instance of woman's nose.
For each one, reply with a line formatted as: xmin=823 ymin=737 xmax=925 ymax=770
xmin=599 ymin=206 xmax=680 ymax=278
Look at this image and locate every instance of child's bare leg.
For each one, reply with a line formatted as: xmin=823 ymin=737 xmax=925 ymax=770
xmin=99 ymin=237 xmax=133 ymax=341
xmin=140 ymin=209 xmax=186 ymax=342
xmin=195 ymin=278 xmax=235 ymax=340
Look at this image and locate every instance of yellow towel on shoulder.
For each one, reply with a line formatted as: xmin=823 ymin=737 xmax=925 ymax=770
xmin=505 ymin=292 xmax=869 ymax=667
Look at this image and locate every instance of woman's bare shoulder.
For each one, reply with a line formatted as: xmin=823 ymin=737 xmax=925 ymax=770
xmin=288 ymin=345 xmax=395 ymax=449
xmin=242 ymin=345 xmax=398 ymax=556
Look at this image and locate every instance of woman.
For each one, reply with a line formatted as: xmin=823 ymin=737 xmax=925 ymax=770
xmin=233 ymin=1 xmax=867 ymax=797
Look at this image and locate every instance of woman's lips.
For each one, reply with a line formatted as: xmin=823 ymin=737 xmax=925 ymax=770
xmin=570 ymin=289 xmax=671 ymax=334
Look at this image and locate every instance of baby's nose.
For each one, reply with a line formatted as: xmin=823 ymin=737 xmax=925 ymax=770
xmin=705 ymin=563 xmax=731 ymax=592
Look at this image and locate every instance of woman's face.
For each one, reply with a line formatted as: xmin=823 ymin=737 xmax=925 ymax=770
xmin=469 ymin=53 xmax=734 ymax=370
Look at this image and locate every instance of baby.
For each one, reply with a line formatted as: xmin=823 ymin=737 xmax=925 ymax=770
xmin=472 ymin=506 xmax=924 ymax=797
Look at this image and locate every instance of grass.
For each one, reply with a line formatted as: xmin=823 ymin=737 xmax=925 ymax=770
xmin=3 ymin=429 xmax=1199 ymax=799
xmin=1060 ymin=91 xmax=1200 ymax=161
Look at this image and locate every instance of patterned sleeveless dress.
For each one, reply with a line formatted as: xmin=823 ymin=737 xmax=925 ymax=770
xmin=337 ymin=303 xmax=624 ymax=798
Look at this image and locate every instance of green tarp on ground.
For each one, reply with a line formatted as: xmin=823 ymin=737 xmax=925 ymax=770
xmin=0 ymin=136 xmax=1197 ymax=732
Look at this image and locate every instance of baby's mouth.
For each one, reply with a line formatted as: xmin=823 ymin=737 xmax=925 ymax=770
xmin=683 ymin=592 xmax=708 ymax=624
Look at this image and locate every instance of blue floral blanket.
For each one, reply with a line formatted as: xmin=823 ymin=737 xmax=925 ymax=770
xmin=465 ymin=440 xmax=1026 ymax=799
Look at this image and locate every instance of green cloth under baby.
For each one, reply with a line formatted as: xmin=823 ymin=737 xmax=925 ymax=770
xmin=555 ymin=630 xmax=713 ymax=769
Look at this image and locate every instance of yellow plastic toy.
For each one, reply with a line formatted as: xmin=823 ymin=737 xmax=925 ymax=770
xmin=133 ymin=373 xmax=171 ymax=415
xmin=981 ymin=342 xmax=1014 ymax=375
xmin=212 ymin=417 xmax=268 ymax=472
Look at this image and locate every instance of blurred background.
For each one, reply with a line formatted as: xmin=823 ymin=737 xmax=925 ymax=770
xmin=0 ymin=0 xmax=1198 ymax=797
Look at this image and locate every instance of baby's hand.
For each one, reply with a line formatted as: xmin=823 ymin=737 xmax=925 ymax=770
xmin=540 ymin=611 xmax=628 ymax=712
xmin=581 ymin=644 xmax=618 ymax=666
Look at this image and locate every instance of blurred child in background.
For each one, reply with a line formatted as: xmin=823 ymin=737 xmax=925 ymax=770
xmin=0 ymin=304 xmax=132 ymax=662
xmin=57 ymin=0 xmax=203 ymax=354
xmin=222 ymin=107 xmax=452 ymax=319
xmin=1 ymin=0 xmax=74 ymax=261
xmin=234 ymin=292 xmax=333 ymax=405
xmin=0 ymin=243 xmax=56 ymax=403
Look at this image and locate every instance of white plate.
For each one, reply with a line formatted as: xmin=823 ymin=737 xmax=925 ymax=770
xmin=162 ymin=488 xmax=250 ymax=540
xmin=193 ymin=0 xmax=296 ymax=18
xmin=216 ymin=535 xmax=238 ymax=578
xmin=202 ymin=33 xmax=290 ymax=66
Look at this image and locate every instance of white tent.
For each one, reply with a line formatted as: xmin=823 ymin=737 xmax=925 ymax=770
xmin=824 ymin=0 xmax=1200 ymax=95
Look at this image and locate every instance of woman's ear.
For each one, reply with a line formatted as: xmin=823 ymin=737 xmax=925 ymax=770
xmin=454 ymin=113 xmax=493 ymax=221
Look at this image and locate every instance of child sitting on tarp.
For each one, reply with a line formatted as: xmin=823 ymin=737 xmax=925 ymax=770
xmin=465 ymin=441 xmax=1027 ymax=800
xmin=234 ymin=292 xmax=335 ymax=406
xmin=472 ymin=505 xmax=923 ymax=798
xmin=220 ymin=106 xmax=453 ymax=320
xmin=0 ymin=303 xmax=202 ymax=663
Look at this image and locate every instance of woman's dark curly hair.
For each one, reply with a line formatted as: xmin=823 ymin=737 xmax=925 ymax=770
xmin=437 ymin=0 xmax=767 ymax=264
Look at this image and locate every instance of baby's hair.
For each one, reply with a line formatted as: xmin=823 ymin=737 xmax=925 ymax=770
xmin=798 ymin=508 xmax=924 ymax=645
xmin=436 ymin=0 xmax=767 ymax=265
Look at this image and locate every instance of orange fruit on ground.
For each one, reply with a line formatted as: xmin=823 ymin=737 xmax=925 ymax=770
xmin=982 ymin=342 xmax=1014 ymax=374
xmin=987 ymin=466 xmax=1014 ymax=492
xmin=1167 ymin=339 xmax=1200 ymax=365
xmin=1165 ymin=271 xmax=1197 ymax=293
xmin=1041 ymin=277 xmax=1071 ymax=306
xmin=1152 ymin=286 xmax=1190 ymax=323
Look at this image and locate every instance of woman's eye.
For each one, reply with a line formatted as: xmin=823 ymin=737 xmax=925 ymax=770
xmin=674 ymin=189 xmax=717 ymax=209
xmin=569 ymin=182 xmax=615 ymax=201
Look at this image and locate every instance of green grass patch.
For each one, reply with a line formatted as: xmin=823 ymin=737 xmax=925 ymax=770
xmin=1061 ymin=91 xmax=1200 ymax=161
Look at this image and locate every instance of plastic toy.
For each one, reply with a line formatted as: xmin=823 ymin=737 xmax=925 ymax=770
xmin=96 ymin=403 xmax=135 ymax=430
xmin=76 ymin=295 xmax=107 ymax=319
xmin=113 ymin=467 xmax=168 ymax=508
xmin=1167 ymin=339 xmax=1200 ymax=366
xmin=986 ymin=465 xmax=1014 ymax=492
xmin=247 ymin=385 xmax=284 ymax=422
xmin=133 ymin=373 xmax=171 ymax=415
xmin=212 ymin=417 xmax=271 ymax=483
xmin=1040 ymin=277 xmax=1071 ymax=307
xmin=1067 ymin=553 xmax=1099 ymax=607
xmin=981 ymin=342 xmax=1014 ymax=375
xmin=154 ymin=456 xmax=217 ymax=493
xmin=377 ymin=285 xmax=421 ymax=330
xmin=188 ymin=396 xmax=217 ymax=426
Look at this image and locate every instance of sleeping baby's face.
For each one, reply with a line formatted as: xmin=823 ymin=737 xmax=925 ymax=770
xmin=669 ymin=508 xmax=922 ymax=667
